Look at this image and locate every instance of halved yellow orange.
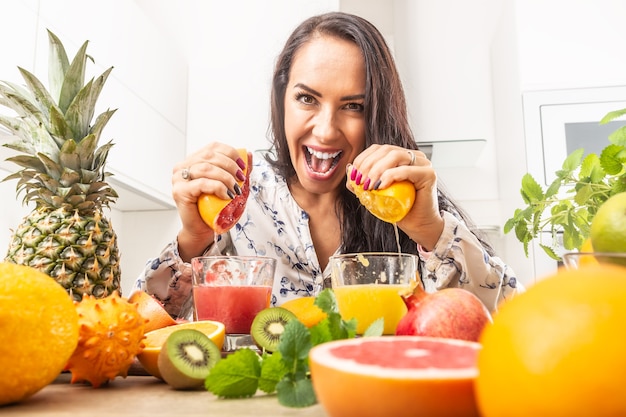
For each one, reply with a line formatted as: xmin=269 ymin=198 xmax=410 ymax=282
xmin=127 ymin=290 xmax=177 ymax=333
xmin=136 ymin=320 xmax=225 ymax=379
xmin=349 ymin=179 xmax=416 ymax=223
xmin=197 ymin=148 xmax=251 ymax=234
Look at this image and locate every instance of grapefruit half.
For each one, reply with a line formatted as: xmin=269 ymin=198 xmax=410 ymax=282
xmin=309 ymin=336 xmax=480 ymax=417
xmin=197 ymin=148 xmax=252 ymax=235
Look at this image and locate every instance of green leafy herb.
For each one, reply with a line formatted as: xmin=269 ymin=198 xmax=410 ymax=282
xmin=204 ymin=288 xmax=383 ymax=408
xmin=504 ymin=108 xmax=626 ymax=260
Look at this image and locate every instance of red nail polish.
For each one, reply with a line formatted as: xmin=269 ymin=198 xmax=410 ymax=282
xmin=363 ymin=178 xmax=371 ymax=191
xmin=350 ymin=167 xmax=357 ymax=181
xmin=236 ymin=157 xmax=246 ymax=170
xmin=236 ymin=169 xmax=245 ymax=181
xmin=355 ymin=172 xmax=362 ymax=185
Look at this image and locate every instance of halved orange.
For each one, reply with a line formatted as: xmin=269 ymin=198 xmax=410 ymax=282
xmin=127 ymin=290 xmax=177 ymax=333
xmin=281 ymin=296 xmax=327 ymax=328
xmin=349 ymin=178 xmax=416 ymax=223
xmin=197 ymin=148 xmax=252 ymax=235
xmin=136 ymin=320 xmax=226 ymax=379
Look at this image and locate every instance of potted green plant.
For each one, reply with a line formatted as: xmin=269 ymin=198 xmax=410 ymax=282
xmin=504 ymin=108 xmax=626 ymax=260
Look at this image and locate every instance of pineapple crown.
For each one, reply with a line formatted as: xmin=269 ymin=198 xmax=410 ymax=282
xmin=0 ymin=29 xmax=118 ymax=212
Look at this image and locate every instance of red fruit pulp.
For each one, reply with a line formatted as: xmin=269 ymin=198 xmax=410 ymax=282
xmin=395 ymin=285 xmax=492 ymax=342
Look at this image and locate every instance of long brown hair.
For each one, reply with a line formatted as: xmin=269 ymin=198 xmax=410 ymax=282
xmin=266 ymin=12 xmax=493 ymax=256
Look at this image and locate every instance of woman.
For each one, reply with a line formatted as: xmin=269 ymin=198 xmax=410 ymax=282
xmin=135 ymin=12 xmax=521 ymax=318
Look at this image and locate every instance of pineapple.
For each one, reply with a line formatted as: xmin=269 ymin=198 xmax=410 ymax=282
xmin=0 ymin=30 xmax=120 ymax=301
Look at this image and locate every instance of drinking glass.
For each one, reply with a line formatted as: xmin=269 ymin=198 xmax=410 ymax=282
xmin=329 ymin=252 xmax=419 ymax=334
xmin=562 ymin=251 xmax=626 ymax=269
xmin=191 ymin=255 xmax=276 ymax=351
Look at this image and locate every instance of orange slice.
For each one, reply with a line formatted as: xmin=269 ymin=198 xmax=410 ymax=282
xmin=136 ymin=320 xmax=225 ymax=379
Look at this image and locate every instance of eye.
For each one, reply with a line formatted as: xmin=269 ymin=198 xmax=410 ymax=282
xmin=345 ymin=102 xmax=364 ymax=112
xmin=295 ymin=92 xmax=316 ymax=105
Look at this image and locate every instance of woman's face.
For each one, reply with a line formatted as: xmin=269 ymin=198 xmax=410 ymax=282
xmin=284 ymin=34 xmax=366 ymax=196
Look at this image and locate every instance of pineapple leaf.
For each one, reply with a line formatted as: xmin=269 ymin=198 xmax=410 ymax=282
xmin=37 ymin=152 xmax=63 ymax=180
xmin=18 ymin=67 xmax=58 ymax=120
xmin=47 ymin=30 xmax=70 ymax=103
xmin=93 ymin=140 xmax=114 ymax=172
xmin=90 ymin=108 xmax=117 ymax=142
xmin=49 ymin=106 xmax=71 ymax=144
xmin=58 ymin=40 xmax=89 ymax=113
xmin=66 ymin=67 xmax=113 ymax=142
xmin=0 ymin=83 xmax=45 ymax=123
xmin=59 ymin=139 xmax=81 ymax=172
xmin=59 ymin=168 xmax=81 ymax=187
xmin=3 ymin=154 xmax=47 ymax=172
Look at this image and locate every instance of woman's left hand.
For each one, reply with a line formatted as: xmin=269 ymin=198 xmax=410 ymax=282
xmin=347 ymin=144 xmax=444 ymax=250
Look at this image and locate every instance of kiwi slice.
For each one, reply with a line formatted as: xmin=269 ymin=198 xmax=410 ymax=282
xmin=157 ymin=328 xmax=221 ymax=390
xmin=250 ymin=307 xmax=297 ymax=352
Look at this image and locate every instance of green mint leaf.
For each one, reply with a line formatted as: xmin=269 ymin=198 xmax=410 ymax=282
xmin=278 ymin=319 xmax=311 ymax=363
xmin=362 ymin=317 xmax=384 ymax=337
xmin=205 ymin=348 xmax=261 ymax=398
xmin=609 ymin=125 xmax=626 ymax=147
xmin=258 ymin=351 xmax=289 ymax=394
xmin=600 ymin=107 xmax=626 ymax=124
xmin=562 ymin=148 xmax=584 ymax=171
xmin=520 ymin=173 xmax=544 ymax=203
xmin=276 ymin=376 xmax=317 ymax=408
xmin=314 ymin=288 xmax=339 ymax=314
xmin=309 ymin=318 xmax=333 ymax=346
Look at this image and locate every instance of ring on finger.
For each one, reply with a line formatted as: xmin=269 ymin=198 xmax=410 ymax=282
xmin=181 ymin=167 xmax=191 ymax=180
xmin=407 ymin=151 xmax=416 ymax=166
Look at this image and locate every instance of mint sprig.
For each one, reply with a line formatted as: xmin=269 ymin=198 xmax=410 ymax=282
xmin=204 ymin=288 xmax=382 ymax=408
xmin=504 ymin=108 xmax=626 ymax=260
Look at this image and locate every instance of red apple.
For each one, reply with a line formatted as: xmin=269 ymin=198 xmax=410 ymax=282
xmin=395 ymin=284 xmax=492 ymax=342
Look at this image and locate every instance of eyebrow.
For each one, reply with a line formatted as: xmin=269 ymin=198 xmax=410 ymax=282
xmin=293 ymin=83 xmax=365 ymax=101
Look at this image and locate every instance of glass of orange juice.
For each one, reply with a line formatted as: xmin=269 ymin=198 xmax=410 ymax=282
xmin=329 ymin=252 xmax=419 ymax=334
xmin=191 ymin=256 xmax=276 ymax=351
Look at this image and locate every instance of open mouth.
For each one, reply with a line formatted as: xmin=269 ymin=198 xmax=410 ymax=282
xmin=304 ymin=146 xmax=343 ymax=175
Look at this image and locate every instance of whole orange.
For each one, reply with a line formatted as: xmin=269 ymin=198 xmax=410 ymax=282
xmin=349 ymin=178 xmax=416 ymax=223
xmin=0 ymin=262 xmax=79 ymax=406
xmin=476 ymin=263 xmax=626 ymax=416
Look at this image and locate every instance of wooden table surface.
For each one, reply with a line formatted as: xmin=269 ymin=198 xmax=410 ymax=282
xmin=2 ymin=371 xmax=330 ymax=417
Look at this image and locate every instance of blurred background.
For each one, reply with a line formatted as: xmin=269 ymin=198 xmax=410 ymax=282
xmin=2 ymin=0 xmax=626 ymax=294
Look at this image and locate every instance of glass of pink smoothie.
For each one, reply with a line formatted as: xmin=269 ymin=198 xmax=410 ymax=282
xmin=191 ymin=256 xmax=276 ymax=351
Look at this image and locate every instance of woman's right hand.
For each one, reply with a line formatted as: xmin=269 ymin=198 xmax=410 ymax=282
xmin=171 ymin=142 xmax=249 ymax=261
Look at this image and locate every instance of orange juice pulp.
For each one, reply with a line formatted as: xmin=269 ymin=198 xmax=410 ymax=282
xmin=333 ymin=284 xmax=410 ymax=334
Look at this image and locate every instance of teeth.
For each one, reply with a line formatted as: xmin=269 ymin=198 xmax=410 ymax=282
xmin=307 ymin=146 xmax=341 ymax=160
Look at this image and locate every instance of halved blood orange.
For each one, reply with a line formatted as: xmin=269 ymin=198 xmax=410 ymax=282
xmin=197 ymin=148 xmax=252 ymax=234
xmin=127 ymin=290 xmax=177 ymax=333
xmin=349 ymin=179 xmax=416 ymax=223
xmin=309 ymin=336 xmax=480 ymax=417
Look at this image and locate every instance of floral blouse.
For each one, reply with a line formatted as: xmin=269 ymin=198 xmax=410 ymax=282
xmin=134 ymin=155 xmax=522 ymax=319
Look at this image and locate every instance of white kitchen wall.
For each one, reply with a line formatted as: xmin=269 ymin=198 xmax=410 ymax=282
xmin=3 ymin=0 xmax=626 ymax=294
